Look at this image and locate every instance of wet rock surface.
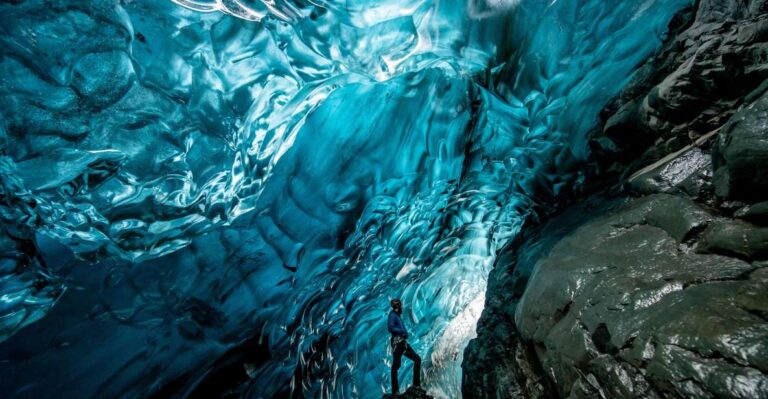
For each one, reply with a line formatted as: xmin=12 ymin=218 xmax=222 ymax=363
xmin=595 ymin=0 xmax=768 ymax=173
xmin=465 ymin=195 xmax=768 ymax=398
xmin=464 ymin=0 xmax=768 ymax=397
xmin=735 ymin=201 xmax=768 ymax=225
xmin=517 ymin=196 xmax=768 ymax=398
xmin=714 ymin=89 xmax=768 ymax=202
xmin=463 ymin=197 xmax=624 ymax=399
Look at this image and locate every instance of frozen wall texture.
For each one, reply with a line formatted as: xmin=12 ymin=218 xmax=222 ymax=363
xmin=0 ymin=0 xmax=691 ymax=398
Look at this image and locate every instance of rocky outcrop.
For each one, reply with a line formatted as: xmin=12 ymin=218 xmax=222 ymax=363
xmin=515 ymin=194 xmax=768 ymax=398
xmin=464 ymin=106 xmax=768 ymax=398
xmin=464 ymin=0 xmax=768 ymax=397
xmin=595 ymin=0 xmax=768 ymax=174
xmin=462 ymin=194 xmax=626 ymax=398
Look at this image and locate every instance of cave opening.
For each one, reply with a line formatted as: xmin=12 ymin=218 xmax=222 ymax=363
xmin=9 ymin=0 xmax=763 ymax=398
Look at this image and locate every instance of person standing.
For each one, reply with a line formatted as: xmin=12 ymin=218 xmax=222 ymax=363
xmin=387 ymin=298 xmax=421 ymax=396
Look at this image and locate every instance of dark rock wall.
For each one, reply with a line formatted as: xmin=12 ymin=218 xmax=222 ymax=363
xmin=514 ymin=193 xmax=768 ymax=398
xmin=714 ymin=90 xmax=768 ymax=202
xmin=597 ymin=0 xmax=768 ymax=172
xmin=464 ymin=0 xmax=768 ymax=397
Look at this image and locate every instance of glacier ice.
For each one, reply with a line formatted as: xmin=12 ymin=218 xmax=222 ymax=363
xmin=0 ymin=0 xmax=689 ymax=397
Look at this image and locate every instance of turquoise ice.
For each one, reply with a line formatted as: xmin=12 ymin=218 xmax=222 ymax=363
xmin=0 ymin=0 xmax=689 ymax=397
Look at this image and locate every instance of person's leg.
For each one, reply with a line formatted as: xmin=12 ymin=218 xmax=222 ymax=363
xmin=391 ymin=341 xmax=405 ymax=394
xmin=403 ymin=343 xmax=421 ymax=387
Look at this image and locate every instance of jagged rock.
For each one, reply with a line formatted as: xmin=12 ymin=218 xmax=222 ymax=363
xmin=596 ymin=0 xmax=768 ymax=171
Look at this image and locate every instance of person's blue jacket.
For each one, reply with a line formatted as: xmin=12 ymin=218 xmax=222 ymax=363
xmin=388 ymin=310 xmax=408 ymax=338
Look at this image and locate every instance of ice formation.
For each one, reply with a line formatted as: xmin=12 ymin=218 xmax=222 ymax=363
xmin=0 ymin=0 xmax=689 ymax=397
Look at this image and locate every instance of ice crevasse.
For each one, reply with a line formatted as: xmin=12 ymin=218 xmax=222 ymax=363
xmin=0 ymin=0 xmax=689 ymax=397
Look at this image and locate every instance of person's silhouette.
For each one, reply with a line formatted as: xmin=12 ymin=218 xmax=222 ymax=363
xmin=387 ymin=298 xmax=421 ymax=395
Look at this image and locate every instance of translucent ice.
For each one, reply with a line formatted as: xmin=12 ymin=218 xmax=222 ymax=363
xmin=0 ymin=0 xmax=688 ymax=397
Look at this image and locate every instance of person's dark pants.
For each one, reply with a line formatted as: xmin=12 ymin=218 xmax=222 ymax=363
xmin=391 ymin=337 xmax=421 ymax=394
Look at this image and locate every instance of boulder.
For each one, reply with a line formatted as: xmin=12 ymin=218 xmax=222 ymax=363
xmin=735 ymin=201 xmax=768 ymax=225
xmin=629 ymin=146 xmax=713 ymax=203
xmin=696 ymin=219 xmax=768 ymax=260
xmin=714 ymin=89 xmax=768 ymax=202
xmin=515 ymin=197 xmax=768 ymax=398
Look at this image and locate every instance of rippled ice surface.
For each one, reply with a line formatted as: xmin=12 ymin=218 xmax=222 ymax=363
xmin=0 ymin=0 xmax=688 ymax=397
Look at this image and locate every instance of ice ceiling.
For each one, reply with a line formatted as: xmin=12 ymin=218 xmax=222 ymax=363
xmin=0 ymin=0 xmax=688 ymax=397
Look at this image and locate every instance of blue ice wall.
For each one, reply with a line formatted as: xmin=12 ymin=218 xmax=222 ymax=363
xmin=0 ymin=0 xmax=688 ymax=398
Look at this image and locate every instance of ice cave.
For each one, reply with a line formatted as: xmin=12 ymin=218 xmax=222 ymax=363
xmin=1 ymin=0 xmax=767 ymax=398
